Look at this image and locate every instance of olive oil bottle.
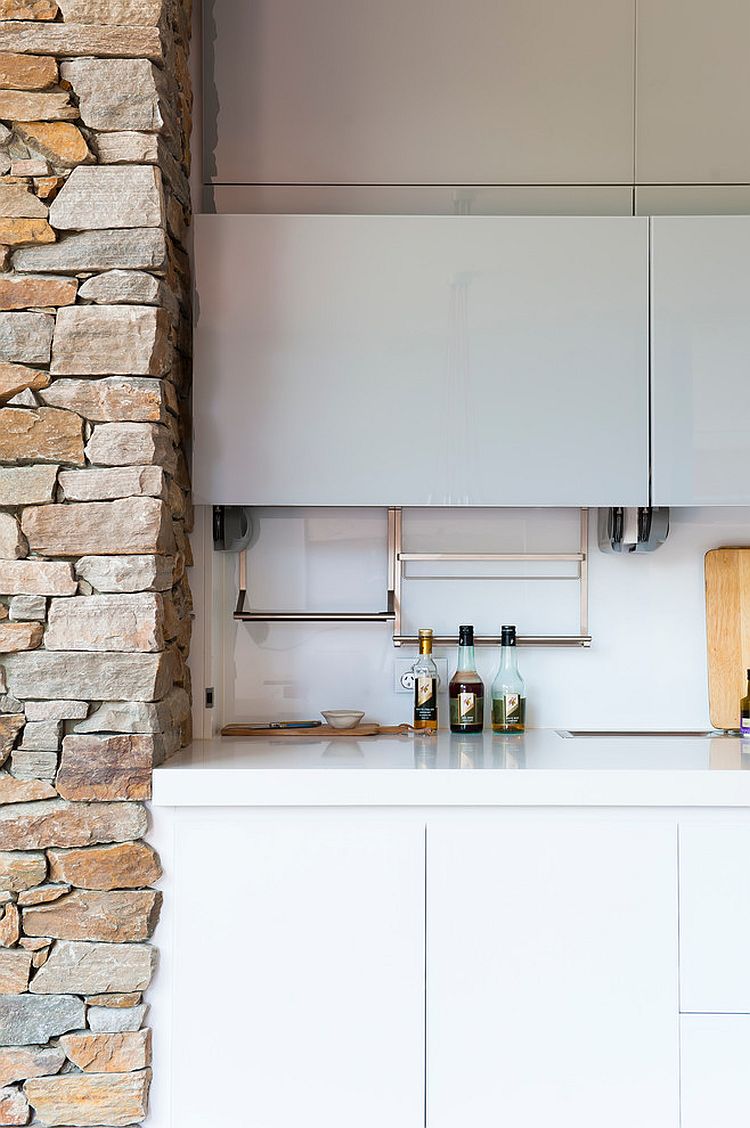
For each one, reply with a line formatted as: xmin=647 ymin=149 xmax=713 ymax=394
xmin=491 ymin=625 xmax=526 ymax=733
xmin=449 ymin=625 xmax=484 ymax=734
xmin=741 ymin=669 xmax=750 ymax=735
xmin=412 ymin=628 xmax=438 ymax=732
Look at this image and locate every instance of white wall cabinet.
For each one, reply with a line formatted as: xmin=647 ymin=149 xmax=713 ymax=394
xmin=681 ymin=1016 xmax=750 ymax=1128
xmin=427 ymin=818 xmax=679 ymax=1128
xmin=193 ymin=214 xmax=649 ymax=507
xmin=651 ymin=217 xmax=750 ymax=505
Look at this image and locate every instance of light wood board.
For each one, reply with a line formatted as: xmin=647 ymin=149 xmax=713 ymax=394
xmin=221 ymin=723 xmax=415 ymax=738
xmin=705 ymin=548 xmax=750 ymax=730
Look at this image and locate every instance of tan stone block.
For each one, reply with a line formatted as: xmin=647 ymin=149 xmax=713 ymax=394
xmin=0 ymin=363 xmax=50 ymax=402
xmin=0 ymin=1044 xmax=64 ymax=1086
xmin=94 ymin=130 xmax=158 ymax=164
xmin=10 ymin=158 xmax=47 ymax=177
xmin=24 ymin=888 xmax=160 ymax=942
xmin=0 ymin=560 xmax=74 ymax=596
xmin=0 ymin=217 xmax=53 ymax=247
xmin=0 ymin=513 xmax=24 ymax=559
xmin=59 ymin=466 xmax=164 ymax=502
xmin=0 ymin=622 xmax=42 ymax=651
xmin=86 ymin=993 xmax=141 ymax=1008
xmin=42 ymin=377 xmax=164 ymax=423
xmin=17 ymin=882 xmax=67 ymax=905
xmin=0 ymin=1083 xmax=28 ymax=1124
xmin=11 ymin=746 xmax=57 ymax=779
xmin=28 ymin=940 xmax=155 ymax=995
xmin=0 ymin=902 xmax=19 ymax=946
xmin=22 ymin=497 xmax=174 ymax=556
xmin=51 ymin=304 xmax=170 ymax=376
xmin=0 ymin=52 xmax=57 ymax=91
xmin=61 ymin=1029 xmax=151 ymax=1075
xmin=25 ymin=1068 xmax=150 ymax=1126
xmin=0 ymin=799 xmax=146 ymax=851
xmin=0 ymin=311 xmax=52 ymax=364
xmin=0 ymin=0 xmax=57 ymax=16
xmin=0 ymin=715 xmax=22 ymax=767
xmin=25 ymin=700 xmax=85 ymax=721
xmin=77 ymin=268 xmax=162 ymax=306
xmin=49 ymin=164 xmax=162 ymax=230
xmin=15 ymin=121 xmax=91 ymax=169
xmin=32 ymin=174 xmax=64 ymax=201
xmin=86 ymin=421 xmax=174 ymax=469
xmin=16 ymin=719 xmax=58 ymax=752
xmin=0 ymin=91 xmax=75 ymax=122
xmin=0 ymin=773 xmax=56 ymax=803
xmin=0 ymin=464 xmax=57 ymax=506
xmin=46 ymin=592 xmax=163 ymax=653
xmin=0 ymin=184 xmax=47 ymax=218
xmin=48 ymin=841 xmax=160 ymax=890
xmin=0 ymin=273 xmax=76 ymax=310
xmin=57 ymin=733 xmax=154 ymax=800
xmin=0 ymin=23 xmax=161 ymax=60
xmin=0 ymin=852 xmax=45 ymax=892
xmin=8 ymin=594 xmax=45 ymax=621
xmin=4 ymin=650 xmax=173 ymax=701
xmin=0 ymin=948 xmax=31 ymax=992
xmin=60 ymin=58 xmax=162 ymax=130
xmin=13 ymin=226 xmax=165 ymax=273
xmin=0 ymin=407 xmax=83 ymax=465
xmin=59 ymin=0 xmax=160 ymax=22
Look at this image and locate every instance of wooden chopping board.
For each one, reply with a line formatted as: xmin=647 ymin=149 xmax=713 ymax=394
xmin=221 ymin=723 xmax=416 ymax=738
xmin=705 ymin=547 xmax=750 ymax=729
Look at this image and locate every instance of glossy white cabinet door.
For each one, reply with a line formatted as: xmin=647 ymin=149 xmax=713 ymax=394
xmin=681 ymin=1016 xmax=750 ymax=1128
xmin=427 ymin=818 xmax=679 ymax=1128
xmin=170 ymin=813 xmax=425 ymax=1128
xmin=679 ymin=824 xmax=750 ymax=1012
xmin=651 ymin=217 xmax=750 ymax=505
xmin=194 ymin=215 xmax=649 ymax=506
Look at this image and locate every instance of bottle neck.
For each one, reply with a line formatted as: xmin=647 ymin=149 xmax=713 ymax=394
xmin=499 ymin=643 xmax=519 ymax=672
xmin=456 ymin=644 xmax=477 ymax=672
xmin=419 ymin=641 xmax=432 ymax=657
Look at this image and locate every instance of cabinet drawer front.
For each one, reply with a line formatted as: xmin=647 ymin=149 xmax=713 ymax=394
xmin=681 ymin=1015 xmax=750 ymax=1128
xmin=679 ymin=824 xmax=750 ymax=1012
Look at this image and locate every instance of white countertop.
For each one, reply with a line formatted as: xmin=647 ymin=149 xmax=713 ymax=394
xmin=152 ymin=729 xmax=750 ymax=807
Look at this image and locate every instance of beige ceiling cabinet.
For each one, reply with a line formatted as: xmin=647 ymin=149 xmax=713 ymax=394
xmin=206 ymin=0 xmax=635 ymax=187
xmin=636 ymin=0 xmax=750 ymax=184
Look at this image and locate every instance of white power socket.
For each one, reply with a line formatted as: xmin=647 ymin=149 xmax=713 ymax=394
xmin=394 ymin=656 xmax=448 ymax=693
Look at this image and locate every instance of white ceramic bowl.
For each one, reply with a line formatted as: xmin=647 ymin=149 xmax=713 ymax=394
xmin=321 ymin=710 xmax=365 ymax=730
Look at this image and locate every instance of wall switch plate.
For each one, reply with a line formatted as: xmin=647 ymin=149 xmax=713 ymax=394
xmin=394 ymin=657 xmax=448 ymax=693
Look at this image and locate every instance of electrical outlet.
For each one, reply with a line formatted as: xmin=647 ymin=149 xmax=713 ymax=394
xmin=394 ymin=657 xmax=448 ymax=693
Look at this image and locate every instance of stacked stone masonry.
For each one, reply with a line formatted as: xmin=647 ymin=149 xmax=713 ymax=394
xmin=0 ymin=0 xmax=192 ymax=1124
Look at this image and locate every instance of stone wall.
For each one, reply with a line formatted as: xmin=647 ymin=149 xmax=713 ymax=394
xmin=0 ymin=0 xmax=192 ymax=1124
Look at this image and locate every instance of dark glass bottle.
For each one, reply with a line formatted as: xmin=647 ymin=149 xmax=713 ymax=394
xmin=449 ymin=625 xmax=484 ymax=734
xmin=741 ymin=669 xmax=750 ymax=735
xmin=491 ymin=625 xmax=526 ymax=733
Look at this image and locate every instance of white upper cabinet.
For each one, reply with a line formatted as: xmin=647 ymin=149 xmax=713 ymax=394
xmin=206 ymin=0 xmax=635 ymax=187
xmin=193 ymin=215 xmax=649 ymax=507
xmin=636 ymin=0 xmax=750 ymax=184
xmin=651 ymin=217 xmax=750 ymax=506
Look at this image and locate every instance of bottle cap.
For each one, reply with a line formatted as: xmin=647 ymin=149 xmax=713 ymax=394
xmin=458 ymin=625 xmax=474 ymax=645
xmin=501 ymin=624 xmax=517 ymax=646
xmin=418 ymin=628 xmax=433 ymax=639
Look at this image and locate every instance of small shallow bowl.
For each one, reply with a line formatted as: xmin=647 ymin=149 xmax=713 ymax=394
xmin=321 ymin=710 xmax=365 ymax=730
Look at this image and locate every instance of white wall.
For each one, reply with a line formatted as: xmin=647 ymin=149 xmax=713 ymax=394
xmin=194 ymin=506 xmax=750 ymax=733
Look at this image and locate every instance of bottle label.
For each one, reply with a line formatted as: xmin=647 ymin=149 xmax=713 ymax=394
xmin=492 ymin=694 xmax=526 ymax=729
xmin=415 ymin=677 xmax=438 ymax=722
xmin=742 ymin=717 xmax=750 ymax=735
xmin=450 ymin=691 xmax=483 ymax=728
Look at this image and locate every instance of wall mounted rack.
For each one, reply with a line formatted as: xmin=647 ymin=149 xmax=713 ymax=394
xmin=234 ymin=507 xmax=591 ymax=648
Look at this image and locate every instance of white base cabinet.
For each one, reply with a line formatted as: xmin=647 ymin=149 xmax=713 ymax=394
xmin=150 ymin=808 xmax=750 ymax=1128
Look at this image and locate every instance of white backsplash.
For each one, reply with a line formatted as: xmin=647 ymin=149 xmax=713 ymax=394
xmin=196 ymin=506 xmax=750 ymax=733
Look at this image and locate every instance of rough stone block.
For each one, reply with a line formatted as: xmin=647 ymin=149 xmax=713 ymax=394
xmin=86 ymin=421 xmax=174 ymax=470
xmin=0 ymin=774 xmax=56 ymax=804
xmin=60 ymin=1028 xmax=151 ymax=1074
xmin=42 ymin=377 xmax=165 ymax=422
xmin=17 ymin=719 xmax=59 ymax=751
xmin=0 ymin=407 xmax=83 ymax=465
xmin=0 ymin=465 xmax=57 ymax=506
xmin=24 ymin=699 xmax=86 ymax=721
xmin=13 ymin=227 xmax=166 ymax=273
xmin=0 ymin=513 xmax=24 ymax=560
xmin=17 ymin=882 xmax=67 ymax=906
xmin=0 ymin=274 xmax=76 ymax=310
xmin=0 ymin=217 xmax=54 ymax=247
xmin=61 ymin=57 xmax=162 ymax=129
xmin=0 ymin=949 xmax=31 ymax=993
xmin=78 ymin=268 xmax=162 ymax=305
xmin=4 ymin=649 xmax=174 ymax=700
xmin=0 ymin=715 xmax=22 ymax=767
xmin=0 ymin=560 xmax=75 ymax=596
xmin=0 ymin=851 xmax=45 ymax=892
xmin=0 ymin=902 xmax=19 ymax=946
xmin=59 ymin=465 xmax=164 ymax=502
xmin=26 ymin=1068 xmax=150 ymax=1127
xmin=0 ymin=1083 xmax=28 ymax=1123
xmin=0 ymin=91 xmax=76 ymax=121
xmin=74 ymin=686 xmax=188 ymax=735
xmin=46 ymin=593 xmax=164 ymax=653
xmin=8 ymin=595 xmax=45 ymax=621
xmin=88 ymin=1003 xmax=146 ymax=1033
xmin=50 ymin=164 xmax=162 ymax=231
xmin=0 ymin=993 xmax=84 ymax=1046
xmin=0 ymin=184 xmax=48 ymax=218
xmin=48 ymin=841 xmax=161 ymax=890
xmin=86 ymin=993 xmax=141 ymax=1008
xmin=29 ymin=940 xmax=156 ymax=994
xmin=0 ymin=0 xmax=57 ymax=16
xmin=22 ymin=497 xmax=174 ymax=556
xmin=0 ymin=1043 xmax=64 ymax=1086
xmin=0 ymin=23 xmax=162 ymax=60
xmin=24 ymin=888 xmax=161 ymax=941
xmin=9 ymin=158 xmax=48 ymax=178
xmin=59 ymin=0 xmax=160 ymax=22
xmin=14 ymin=121 xmax=91 ymax=168
xmin=0 ymin=799 xmax=147 ymax=850
xmin=10 ymin=747 xmax=57 ymax=779
xmin=0 ymin=621 xmax=42 ymax=651
xmin=0 ymin=52 xmax=57 ymax=91
xmin=0 ymin=312 xmax=53 ymax=364
xmin=93 ymin=130 xmax=158 ymax=164
xmin=57 ymin=733 xmax=155 ymax=800
xmin=0 ymin=363 xmax=50 ymax=403
xmin=51 ymin=304 xmax=170 ymax=375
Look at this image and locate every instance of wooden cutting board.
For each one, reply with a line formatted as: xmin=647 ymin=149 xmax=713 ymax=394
xmin=221 ymin=723 xmax=415 ymax=738
xmin=705 ymin=547 xmax=750 ymax=729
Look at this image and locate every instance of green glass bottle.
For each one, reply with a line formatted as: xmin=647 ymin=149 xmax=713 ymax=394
xmin=491 ymin=625 xmax=526 ymax=733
